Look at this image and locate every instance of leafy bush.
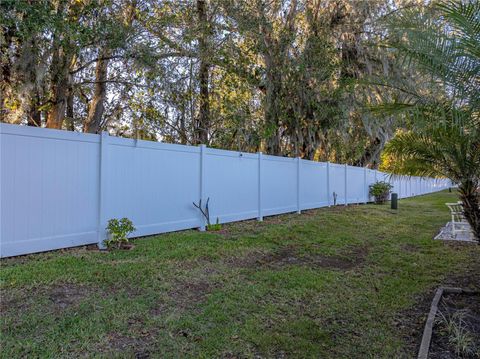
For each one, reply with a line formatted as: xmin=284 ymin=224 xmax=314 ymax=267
xmin=369 ymin=181 xmax=393 ymax=204
xmin=104 ymin=218 xmax=136 ymax=249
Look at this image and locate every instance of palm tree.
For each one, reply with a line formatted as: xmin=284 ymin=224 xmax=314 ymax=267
xmin=383 ymin=121 xmax=480 ymax=240
xmin=377 ymin=0 xmax=480 ymax=241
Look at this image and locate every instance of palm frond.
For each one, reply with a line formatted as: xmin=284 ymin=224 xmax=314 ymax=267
xmin=384 ymin=0 xmax=480 ymax=110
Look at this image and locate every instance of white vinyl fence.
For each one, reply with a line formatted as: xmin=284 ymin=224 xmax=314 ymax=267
xmin=0 ymin=123 xmax=451 ymax=257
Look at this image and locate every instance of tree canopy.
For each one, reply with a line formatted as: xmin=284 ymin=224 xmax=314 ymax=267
xmin=1 ymin=0 xmax=429 ymax=165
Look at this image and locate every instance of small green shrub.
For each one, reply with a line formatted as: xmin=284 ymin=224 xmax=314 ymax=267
xmin=369 ymin=181 xmax=393 ymax=204
xmin=207 ymin=217 xmax=222 ymax=231
xmin=104 ymin=218 xmax=136 ymax=249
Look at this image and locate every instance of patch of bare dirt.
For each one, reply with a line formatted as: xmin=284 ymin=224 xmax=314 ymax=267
xmin=101 ymin=331 xmax=155 ymax=359
xmin=0 ymin=288 xmax=34 ymax=315
xmin=223 ymin=245 xmax=367 ymax=271
xmin=1 ymin=283 xmax=96 ymax=315
xmin=222 ymin=249 xmax=267 ymax=269
xmin=149 ymin=301 xmax=168 ymax=317
xmin=168 ymin=279 xmax=218 ymax=311
xmin=148 ymin=259 xmax=224 ymax=316
xmin=48 ymin=284 xmax=92 ymax=309
xmin=92 ymin=315 xmax=159 ymax=358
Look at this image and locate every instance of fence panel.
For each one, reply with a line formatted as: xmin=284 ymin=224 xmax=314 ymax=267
xmin=329 ymin=163 xmax=346 ymax=205
xmin=204 ymin=148 xmax=259 ymax=224
xmin=299 ymin=160 xmax=328 ymax=210
xmin=346 ymin=166 xmax=365 ymax=204
xmin=0 ymin=123 xmax=451 ymax=257
xmin=106 ymin=137 xmax=201 ymax=239
xmin=262 ymin=155 xmax=297 ymax=216
xmin=1 ymin=125 xmax=100 ymax=257
xmin=403 ymin=178 xmax=409 ymax=198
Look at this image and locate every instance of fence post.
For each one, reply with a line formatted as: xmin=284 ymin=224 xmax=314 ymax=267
xmin=296 ymin=157 xmax=301 ymax=214
xmin=97 ymin=131 xmax=110 ymax=249
xmin=364 ymin=167 xmax=368 ymax=203
xmin=374 ymin=169 xmax=378 ymax=182
xmin=257 ymin=152 xmax=263 ymax=221
xmin=199 ymin=144 xmax=206 ymax=231
xmin=326 ymin=161 xmax=331 ymax=207
xmin=344 ymin=164 xmax=348 ymax=205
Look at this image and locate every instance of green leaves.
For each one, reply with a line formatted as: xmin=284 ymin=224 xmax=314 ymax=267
xmin=385 ymin=0 xmax=480 ymax=111
xmin=105 ymin=218 xmax=136 ymax=249
xmin=376 ymin=0 xmax=479 ymax=191
xmin=369 ymin=181 xmax=393 ymax=204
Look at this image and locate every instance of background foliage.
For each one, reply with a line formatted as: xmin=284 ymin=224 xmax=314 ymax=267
xmin=1 ymin=0 xmax=431 ymax=165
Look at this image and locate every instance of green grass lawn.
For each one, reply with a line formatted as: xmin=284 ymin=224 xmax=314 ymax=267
xmin=1 ymin=190 xmax=479 ymax=358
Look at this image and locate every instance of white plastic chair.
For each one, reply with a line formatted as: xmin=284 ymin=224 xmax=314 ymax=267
xmin=445 ymin=202 xmax=470 ymax=237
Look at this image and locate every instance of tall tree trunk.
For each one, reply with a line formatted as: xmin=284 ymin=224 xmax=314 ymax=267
xmin=66 ymin=80 xmax=75 ymax=131
xmin=46 ymin=1 xmax=76 ymax=129
xmin=196 ymin=0 xmax=210 ymax=144
xmin=458 ymin=179 xmax=480 ymax=242
xmin=264 ymin=65 xmax=283 ymax=155
xmin=300 ymin=129 xmax=320 ymax=160
xmin=25 ymin=36 xmax=41 ymax=127
xmin=83 ymin=0 xmax=137 ymax=133
xmin=46 ymin=39 xmax=73 ymax=129
xmin=27 ymin=92 xmax=41 ymax=127
xmin=46 ymin=70 xmax=69 ymax=128
xmin=84 ymin=48 xmax=110 ymax=133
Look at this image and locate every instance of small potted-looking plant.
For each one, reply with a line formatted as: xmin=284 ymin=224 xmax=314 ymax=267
xmin=104 ymin=217 xmax=136 ymax=250
xmin=369 ymin=181 xmax=393 ymax=204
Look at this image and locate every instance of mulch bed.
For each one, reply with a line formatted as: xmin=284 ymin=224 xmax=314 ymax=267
xmin=429 ymin=292 xmax=480 ymax=358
